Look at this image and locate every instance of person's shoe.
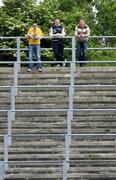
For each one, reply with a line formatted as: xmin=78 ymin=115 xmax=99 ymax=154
xmin=27 ymin=68 xmax=32 ymax=72
xmin=56 ymin=64 xmax=61 ymax=67
xmin=63 ymin=59 xmax=67 ymax=67
xmin=38 ymin=68 xmax=42 ymax=72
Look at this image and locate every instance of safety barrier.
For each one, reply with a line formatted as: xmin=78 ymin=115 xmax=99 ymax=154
xmin=0 ymin=36 xmax=116 ymax=179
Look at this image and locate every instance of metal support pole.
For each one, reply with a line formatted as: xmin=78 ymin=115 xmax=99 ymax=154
xmin=67 ymin=109 xmax=72 ymax=144
xmin=72 ymin=36 xmax=76 ymax=69
xmin=65 ymin=134 xmax=69 ymax=170
xmin=11 ymin=86 xmax=16 ymax=121
xmin=4 ymin=135 xmax=8 ymax=171
xmin=14 ymin=62 xmax=18 ymax=95
xmin=69 ymin=85 xmax=74 ymax=110
xmin=68 ymin=84 xmax=74 ymax=144
xmin=7 ymin=110 xmax=12 ymax=145
xmin=0 ymin=161 xmax=4 ymax=180
xmin=16 ymin=36 xmax=21 ymax=72
xmin=63 ymin=160 xmax=67 ymax=180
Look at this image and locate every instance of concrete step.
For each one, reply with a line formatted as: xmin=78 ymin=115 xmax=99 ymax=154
xmin=8 ymin=136 xmax=65 ymax=160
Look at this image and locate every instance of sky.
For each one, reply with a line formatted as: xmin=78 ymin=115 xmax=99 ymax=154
xmin=0 ymin=0 xmax=3 ymax=7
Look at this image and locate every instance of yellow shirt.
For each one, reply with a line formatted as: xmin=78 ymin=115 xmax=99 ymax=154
xmin=27 ymin=27 xmax=43 ymax=45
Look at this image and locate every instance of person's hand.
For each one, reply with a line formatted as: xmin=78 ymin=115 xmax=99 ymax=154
xmin=32 ymin=34 xmax=40 ymax=40
xmin=54 ymin=33 xmax=63 ymax=38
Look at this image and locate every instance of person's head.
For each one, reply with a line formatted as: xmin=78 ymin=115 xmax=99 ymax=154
xmin=79 ymin=19 xmax=86 ymax=28
xmin=54 ymin=19 xmax=60 ymax=26
xmin=32 ymin=23 xmax=38 ymax=30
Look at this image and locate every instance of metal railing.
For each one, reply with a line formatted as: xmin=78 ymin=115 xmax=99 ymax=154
xmin=0 ymin=36 xmax=116 ymax=180
xmin=3 ymin=133 xmax=68 ymax=180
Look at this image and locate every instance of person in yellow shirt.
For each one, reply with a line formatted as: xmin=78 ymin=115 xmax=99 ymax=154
xmin=27 ymin=23 xmax=43 ymax=72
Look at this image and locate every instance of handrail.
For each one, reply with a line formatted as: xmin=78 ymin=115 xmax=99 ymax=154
xmin=0 ymin=36 xmax=116 ymax=52
xmin=70 ymin=133 xmax=116 ymax=136
xmin=0 ymin=36 xmax=116 ymax=180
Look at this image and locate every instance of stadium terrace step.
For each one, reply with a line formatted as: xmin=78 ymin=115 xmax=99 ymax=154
xmin=1 ymin=66 xmax=116 ymax=179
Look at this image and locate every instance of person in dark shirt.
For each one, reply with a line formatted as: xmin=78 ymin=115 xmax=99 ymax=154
xmin=49 ymin=19 xmax=66 ymax=67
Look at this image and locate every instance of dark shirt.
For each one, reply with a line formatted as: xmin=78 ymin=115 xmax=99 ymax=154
xmin=51 ymin=25 xmax=64 ymax=42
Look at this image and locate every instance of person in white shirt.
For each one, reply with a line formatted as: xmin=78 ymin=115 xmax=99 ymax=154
xmin=75 ymin=19 xmax=90 ymax=67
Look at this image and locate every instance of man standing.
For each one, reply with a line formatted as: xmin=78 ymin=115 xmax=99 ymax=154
xmin=75 ymin=19 xmax=90 ymax=67
xmin=27 ymin=23 xmax=43 ymax=72
xmin=49 ymin=19 xmax=66 ymax=67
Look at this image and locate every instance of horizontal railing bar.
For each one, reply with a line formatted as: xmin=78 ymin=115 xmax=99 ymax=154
xmin=89 ymin=47 xmax=116 ymax=50
xmin=4 ymin=159 xmax=116 ymax=164
xmin=14 ymin=85 xmax=69 ymax=88
xmin=6 ymin=134 xmax=65 ymax=137
xmin=1 ymin=85 xmax=116 ymax=89
xmin=12 ymin=60 xmax=116 ymax=64
xmin=4 ymin=160 xmax=63 ymax=164
xmin=0 ymin=48 xmax=17 ymax=51
xmin=0 ymin=36 xmax=116 ymax=39
xmin=73 ymin=109 xmax=116 ymax=111
xmin=0 ymin=60 xmax=116 ymax=64
xmin=0 ymin=86 xmax=11 ymax=88
xmin=10 ymin=109 xmax=67 ymax=112
xmin=0 ymin=37 xmax=17 ymax=39
xmin=90 ymin=36 xmax=116 ymax=38
xmin=0 ymin=85 xmax=116 ymax=88
xmin=69 ymin=160 xmax=116 ymax=162
xmin=74 ymin=85 xmax=116 ymax=87
xmin=70 ymin=134 xmax=116 ymax=136
xmin=0 ymin=110 xmax=8 ymax=112
xmin=75 ymin=61 xmax=116 ymax=63
xmin=0 ymin=47 xmax=115 ymax=51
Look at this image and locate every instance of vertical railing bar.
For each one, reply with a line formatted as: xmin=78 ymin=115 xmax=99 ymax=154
xmin=7 ymin=110 xmax=12 ymax=145
xmin=63 ymin=160 xmax=68 ymax=180
xmin=14 ymin=62 xmax=18 ymax=95
xmin=16 ymin=36 xmax=21 ymax=72
xmin=4 ymin=135 xmax=8 ymax=171
xmin=67 ymin=109 xmax=72 ymax=144
xmin=0 ymin=161 xmax=4 ymax=180
xmin=65 ymin=134 xmax=69 ymax=170
xmin=72 ymin=36 xmax=76 ymax=69
xmin=11 ymin=86 xmax=16 ymax=121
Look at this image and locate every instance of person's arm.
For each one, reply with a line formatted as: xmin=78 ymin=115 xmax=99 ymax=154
xmin=56 ymin=27 xmax=65 ymax=37
xmin=75 ymin=26 xmax=79 ymax=37
xmin=36 ymin=29 xmax=43 ymax=39
xmin=49 ymin=26 xmax=65 ymax=38
xmin=83 ymin=27 xmax=90 ymax=38
xmin=27 ymin=30 xmax=33 ymax=39
xmin=49 ymin=27 xmax=54 ymax=37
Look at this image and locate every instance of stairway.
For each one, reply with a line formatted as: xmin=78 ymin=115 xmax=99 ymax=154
xmin=69 ymin=66 xmax=116 ymax=179
xmin=0 ymin=66 xmax=116 ymax=179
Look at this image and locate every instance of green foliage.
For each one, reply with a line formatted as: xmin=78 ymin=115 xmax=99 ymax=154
xmin=0 ymin=0 xmax=115 ymax=62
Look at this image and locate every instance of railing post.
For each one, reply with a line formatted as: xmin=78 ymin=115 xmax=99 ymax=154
xmin=11 ymin=86 xmax=16 ymax=121
xmin=4 ymin=135 xmax=9 ymax=171
xmin=16 ymin=36 xmax=21 ymax=72
xmin=14 ymin=61 xmax=18 ymax=95
xmin=67 ymin=109 xmax=72 ymax=144
xmin=63 ymin=160 xmax=67 ymax=180
xmin=0 ymin=161 xmax=4 ymax=180
xmin=7 ymin=110 xmax=12 ymax=145
xmin=72 ymin=36 xmax=76 ymax=68
xmin=65 ymin=134 xmax=69 ymax=170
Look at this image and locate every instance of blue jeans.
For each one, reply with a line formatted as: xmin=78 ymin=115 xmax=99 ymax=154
xmin=28 ymin=44 xmax=42 ymax=69
xmin=76 ymin=41 xmax=87 ymax=66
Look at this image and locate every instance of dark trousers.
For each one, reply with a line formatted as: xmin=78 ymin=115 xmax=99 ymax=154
xmin=53 ymin=40 xmax=65 ymax=66
xmin=76 ymin=41 xmax=87 ymax=67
